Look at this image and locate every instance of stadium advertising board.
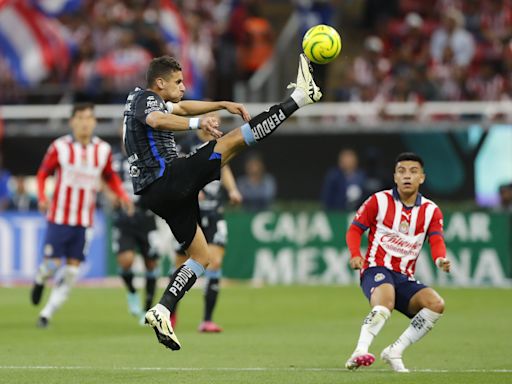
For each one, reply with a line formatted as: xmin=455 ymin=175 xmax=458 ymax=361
xmin=0 ymin=211 xmax=108 ymax=282
xmin=224 ymin=211 xmax=511 ymax=287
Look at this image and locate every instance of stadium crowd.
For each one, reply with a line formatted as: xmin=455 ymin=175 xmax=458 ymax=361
xmin=340 ymin=0 xmax=512 ymax=103
xmin=2 ymin=0 xmax=512 ymax=105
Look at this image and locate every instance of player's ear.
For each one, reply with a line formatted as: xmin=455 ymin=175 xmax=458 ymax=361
xmin=419 ymin=172 xmax=426 ymax=185
xmin=155 ymin=78 xmax=165 ymax=90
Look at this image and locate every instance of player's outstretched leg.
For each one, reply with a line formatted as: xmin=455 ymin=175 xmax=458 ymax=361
xmin=237 ymin=54 xmax=322 ymax=147
xmin=345 ymin=305 xmax=391 ymax=370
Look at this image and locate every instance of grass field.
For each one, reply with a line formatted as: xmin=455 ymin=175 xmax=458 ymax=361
xmin=1 ymin=285 xmax=511 ymax=384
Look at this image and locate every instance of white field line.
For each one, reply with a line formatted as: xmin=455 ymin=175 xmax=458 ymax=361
xmin=0 ymin=366 xmax=511 ymax=373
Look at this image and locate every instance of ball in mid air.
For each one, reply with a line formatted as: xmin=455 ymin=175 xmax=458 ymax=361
xmin=302 ymin=24 xmax=342 ymax=64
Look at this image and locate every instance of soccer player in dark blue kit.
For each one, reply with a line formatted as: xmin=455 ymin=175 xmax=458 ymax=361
xmin=123 ymin=54 xmax=322 ymax=350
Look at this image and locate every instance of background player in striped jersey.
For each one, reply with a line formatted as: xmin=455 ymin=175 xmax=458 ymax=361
xmin=344 ymin=152 xmax=451 ymax=372
xmin=173 ymin=125 xmax=242 ymax=332
xmin=31 ymin=103 xmax=133 ymax=328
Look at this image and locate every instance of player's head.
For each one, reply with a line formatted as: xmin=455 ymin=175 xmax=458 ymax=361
xmin=394 ymin=152 xmax=425 ymax=194
xmin=70 ymin=102 xmax=96 ymax=140
xmin=146 ymin=56 xmax=185 ymax=102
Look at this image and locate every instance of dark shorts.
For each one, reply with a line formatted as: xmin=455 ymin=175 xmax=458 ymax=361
xmin=112 ymin=208 xmax=158 ymax=259
xmin=139 ymin=141 xmax=221 ymax=250
xmin=43 ymin=222 xmax=88 ymax=261
xmin=175 ymin=212 xmax=227 ymax=254
xmin=361 ymin=266 xmax=428 ymax=318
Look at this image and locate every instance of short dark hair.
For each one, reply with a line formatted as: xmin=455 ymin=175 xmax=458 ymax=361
xmin=395 ymin=152 xmax=424 ymax=168
xmin=71 ymin=102 xmax=94 ymax=117
xmin=146 ymin=56 xmax=182 ymax=87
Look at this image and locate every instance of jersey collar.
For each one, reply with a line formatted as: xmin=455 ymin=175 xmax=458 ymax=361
xmin=392 ymin=187 xmax=422 ymax=208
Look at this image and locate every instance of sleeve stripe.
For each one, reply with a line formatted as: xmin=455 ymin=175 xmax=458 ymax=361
xmin=352 ymin=221 xmax=369 ymax=231
xmin=428 ymin=231 xmax=443 ymax=237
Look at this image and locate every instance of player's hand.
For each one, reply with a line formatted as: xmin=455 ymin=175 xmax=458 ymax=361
xmin=38 ymin=199 xmax=49 ymax=214
xmin=121 ymin=199 xmax=135 ymax=217
xmin=436 ymin=258 xmax=451 ymax=273
xmin=228 ymin=189 xmax=243 ymax=205
xmin=200 ymin=116 xmax=223 ymax=139
xmin=198 ymin=191 xmax=206 ymax=201
xmin=349 ymin=256 xmax=364 ymax=270
xmin=222 ymin=102 xmax=251 ymax=122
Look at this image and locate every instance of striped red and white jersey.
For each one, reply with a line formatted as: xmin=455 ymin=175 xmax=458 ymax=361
xmin=37 ymin=135 xmax=120 ymax=227
xmin=352 ymin=188 xmax=444 ymax=277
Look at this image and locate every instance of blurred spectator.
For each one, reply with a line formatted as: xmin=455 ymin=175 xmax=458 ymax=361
xmin=497 ymin=183 xmax=512 ymax=212
xmin=0 ymin=153 xmax=10 ymax=211
xmin=7 ymin=175 xmax=38 ymax=212
xmin=430 ymin=8 xmax=475 ymax=68
xmin=321 ymin=149 xmax=366 ymax=211
xmin=237 ymin=2 xmax=274 ymax=80
xmin=237 ymin=153 xmax=276 ymax=211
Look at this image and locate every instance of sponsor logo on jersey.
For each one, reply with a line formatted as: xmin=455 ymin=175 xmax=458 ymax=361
xmin=380 ymin=232 xmax=423 ymax=257
xmin=129 ymin=165 xmax=140 ymax=178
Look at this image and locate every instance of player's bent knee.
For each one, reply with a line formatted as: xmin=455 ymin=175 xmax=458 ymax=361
xmin=426 ymin=297 xmax=445 ymax=314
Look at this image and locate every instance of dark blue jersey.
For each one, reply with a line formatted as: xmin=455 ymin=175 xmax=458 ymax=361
xmin=123 ymin=87 xmax=178 ymax=194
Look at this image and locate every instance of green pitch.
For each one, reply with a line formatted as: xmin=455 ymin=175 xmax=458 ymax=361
xmin=1 ymin=285 xmax=511 ymax=384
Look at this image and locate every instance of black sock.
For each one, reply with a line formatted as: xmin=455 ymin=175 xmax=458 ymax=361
xmin=145 ymin=274 xmax=157 ymax=311
xmin=159 ymin=265 xmax=197 ymax=312
xmin=204 ymin=277 xmax=220 ymax=322
xmin=248 ymin=98 xmax=299 ymax=142
xmin=120 ymin=270 xmax=136 ymax=294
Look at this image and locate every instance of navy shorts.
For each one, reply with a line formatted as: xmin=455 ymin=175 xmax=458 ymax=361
xmin=361 ymin=266 xmax=428 ymax=318
xmin=43 ymin=222 xmax=88 ymax=261
xmin=140 ymin=140 xmax=221 ymax=250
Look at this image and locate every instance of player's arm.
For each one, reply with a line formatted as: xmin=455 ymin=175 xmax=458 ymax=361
xmin=221 ymin=165 xmax=242 ymax=205
xmin=346 ymin=195 xmax=377 ymax=269
xmin=101 ymin=151 xmax=134 ymax=215
xmin=170 ymin=100 xmax=251 ymax=121
xmin=428 ymin=207 xmax=450 ymax=272
xmin=36 ymin=143 xmax=59 ymax=213
xmin=146 ymin=111 xmax=223 ymax=139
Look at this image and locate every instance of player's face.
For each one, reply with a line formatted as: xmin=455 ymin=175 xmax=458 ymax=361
xmin=158 ymin=71 xmax=186 ymax=102
xmin=394 ymin=161 xmax=425 ymax=195
xmin=70 ymin=108 xmax=96 ymax=140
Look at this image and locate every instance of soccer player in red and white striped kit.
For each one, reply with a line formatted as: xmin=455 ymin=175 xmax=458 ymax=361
xmin=345 ymin=152 xmax=451 ymax=372
xmin=31 ymin=103 xmax=133 ymax=328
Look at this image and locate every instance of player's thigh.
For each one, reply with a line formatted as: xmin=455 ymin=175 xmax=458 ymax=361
xmin=214 ymin=129 xmax=246 ymax=166
xmin=361 ymin=267 xmax=396 ymax=310
xmin=408 ymin=287 xmax=445 ymax=315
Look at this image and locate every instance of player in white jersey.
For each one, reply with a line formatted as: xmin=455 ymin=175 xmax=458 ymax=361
xmin=344 ymin=152 xmax=451 ymax=372
xmin=31 ymin=103 xmax=133 ymax=328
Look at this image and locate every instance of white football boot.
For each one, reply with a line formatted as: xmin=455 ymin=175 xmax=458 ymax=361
xmin=381 ymin=346 xmax=410 ymax=373
xmin=288 ymin=54 xmax=323 ymax=105
xmin=145 ymin=304 xmax=181 ymax=351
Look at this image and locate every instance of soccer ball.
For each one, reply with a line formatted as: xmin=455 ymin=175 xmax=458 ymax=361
xmin=302 ymin=24 xmax=342 ymax=64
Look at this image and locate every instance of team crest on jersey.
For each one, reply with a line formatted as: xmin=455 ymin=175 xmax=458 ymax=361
xmin=374 ymin=273 xmax=385 ymax=282
xmin=399 ymin=220 xmax=409 ymax=234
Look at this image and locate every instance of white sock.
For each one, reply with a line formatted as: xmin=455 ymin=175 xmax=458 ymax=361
xmin=354 ymin=305 xmax=391 ymax=354
xmin=40 ymin=265 xmax=79 ymax=319
xmin=390 ymin=308 xmax=442 ymax=355
xmin=290 ymin=89 xmax=307 ymax=108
